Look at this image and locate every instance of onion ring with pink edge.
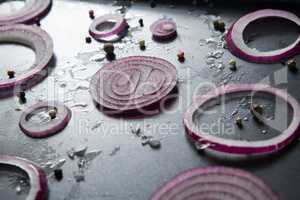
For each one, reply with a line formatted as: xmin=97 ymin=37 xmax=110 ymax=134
xmin=183 ymin=84 xmax=300 ymax=155
xmin=150 ymin=18 xmax=177 ymax=42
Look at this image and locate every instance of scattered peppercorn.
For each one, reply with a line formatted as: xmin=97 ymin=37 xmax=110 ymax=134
xmin=177 ymin=51 xmax=185 ymax=63
xmin=48 ymin=109 xmax=57 ymax=119
xmin=36 ymin=21 xmax=41 ymax=26
xmin=18 ymin=91 xmax=26 ymax=104
xmin=213 ymin=20 xmax=225 ymax=33
xmin=235 ymin=116 xmax=243 ymax=128
xmin=7 ymin=70 xmax=15 ymax=79
xmin=89 ymin=10 xmax=95 ymax=19
xmin=150 ymin=0 xmax=157 ymax=8
xmin=138 ymin=18 xmax=144 ymax=27
xmin=251 ymin=104 xmax=263 ymax=115
xmin=104 ymin=43 xmax=114 ymax=54
xmin=54 ymin=169 xmax=63 ymax=181
xmin=85 ymin=37 xmax=92 ymax=43
xmin=139 ymin=40 xmax=146 ymax=50
xmin=287 ymin=59 xmax=297 ymax=72
xmin=229 ymin=59 xmax=237 ymax=71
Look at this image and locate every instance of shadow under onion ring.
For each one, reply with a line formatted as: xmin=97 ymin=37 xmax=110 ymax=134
xmin=150 ymin=167 xmax=278 ymax=200
xmin=0 ymin=156 xmax=48 ymax=200
xmin=19 ymin=101 xmax=71 ymax=138
xmin=183 ymin=84 xmax=300 ymax=156
xmin=226 ymin=9 xmax=300 ymax=63
xmin=90 ymin=56 xmax=178 ymax=113
xmin=0 ymin=0 xmax=52 ymax=26
xmin=0 ymin=24 xmax=53 ymax=98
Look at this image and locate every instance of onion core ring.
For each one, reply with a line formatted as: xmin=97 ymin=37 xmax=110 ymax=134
xmin=184 ymin=84 xmax=300 ymax=155
xmin=226 ymin=9 xmax=300 ymax=63
xmin=0 ymin=156 xmax=47 ymax=200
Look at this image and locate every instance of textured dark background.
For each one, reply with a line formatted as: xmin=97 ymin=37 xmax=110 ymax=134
xmin=0 ymin=0 xmax=300 ymax=199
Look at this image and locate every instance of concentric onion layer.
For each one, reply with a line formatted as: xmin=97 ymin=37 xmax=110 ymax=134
xmin=150 ymin=18 xmax=177 ymax=42
xmin=150 ymin=167 xmax=278 ymax=200
xmin=0 ymin=24 xmax=53 ymax=98
xmin=19 ymin=101 xmax=71 ymax=138
xmin=0 ymin=156 xmax=47 ymax=200
xmin=0 ymin=0 xmax=52 ymax=26
xmin=226 ymin=9 xmax=300 ymax=63
xmin=183 ymin=84 xmax=300 ymax=155
xmin=90 ymin=56 xmax=177 ymax=111
xmin=89 ymin=14 xmax=128 ymax=42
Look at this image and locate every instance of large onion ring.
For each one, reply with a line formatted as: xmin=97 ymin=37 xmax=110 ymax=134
xmin=19 ymin=101 xmax=71 ymax=138
xmin=150 ymin=18 xmax=177 ymax=42
xmin=0 ymin=156 xmax=48 ymax=200
xmin=184 ymin=84 xmax=300 ymax=155
xmin=0 ymin=0 xmax=52 ymax=26
xmin=226 ymin=9 xmax=300 ymax=63
xmin=150 ymin=167 xmax=278 ymax=200
xmin=90 ymin=56 xmax=177 ymax=112
xmin=89 ymin=14 xmax=128 ymax=42
xmin=0 ymin=24 xmax=53 ymax=98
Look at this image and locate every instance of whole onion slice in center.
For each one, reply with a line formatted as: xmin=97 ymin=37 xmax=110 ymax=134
xmin=0 ymin=156 xmax=48 ymax=200
xmin=0 ymin=24 xmax=53 ymax=98
xmin=150 ymin=18 xmax=177 ymax=42
xmin=150 ymin=167 xmax=278 ymax=200
xmin=19 ymin=101 xmax=72 ymax=138
xmin=183 ymin=84 xmax=300 ymax=155
xmin=0 ymin=0 xmax=52 ymax=26
xmin=89 ymin=14 xmax=129 ymax=42
xmin=226 ymin=9 xmax=300 ymax=63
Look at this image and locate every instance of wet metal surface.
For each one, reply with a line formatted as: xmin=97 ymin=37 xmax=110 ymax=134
xmin=0 ymin=0 xmax=300 ymax=199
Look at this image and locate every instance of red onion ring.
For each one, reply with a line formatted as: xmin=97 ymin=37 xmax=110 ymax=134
xmin=19 ymin=101 xmax=71 ymax=138
xmin=150 ymin=18 xmax=177 ymax=42
xmin=0 ymin=0 xmax=52 ymax=26
xmin=226 ymin=9 xmax=300 ymax=63
xmin=0 ymin=156 xmax=47 ymax=200
xmin=90 ymin=56 xmax=177 ymax=112
xmin=150 ymin=167 xmax=278 ymax=200
xmin=89 ymin=14 xmax=128 ymax=42
xmin=184 ymin=84 xmax=300 ymax=155
xmin=0 ymin=24 xmax=53 ymax=98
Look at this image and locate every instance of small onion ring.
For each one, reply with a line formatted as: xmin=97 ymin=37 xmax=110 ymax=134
xmin=150 ymin=18 xmax=177 ymax=42
xmin=0 ymin=24 xmax=53 ymax=98
xmin=226 ymin=9 xmax=300 ymax=63
xmin=150 ymin=167 xmax=278 ymax=200
xmin=183 ymin=84 xmax=300 ymax=155
xmin=0 ymin=0 xmax=52 ymax=26
xmin=89 ymin=14 xmax=129 ymax=42
xmin=0 ymin=156 xmax=48 ymax=200
xmin=19 ymin=101 xmax=71 ymax=138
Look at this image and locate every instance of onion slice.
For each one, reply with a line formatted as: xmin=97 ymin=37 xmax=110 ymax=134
xmin=90 ymin=56 xmax=177 ymax=112
xmin=89 ymin=14 xmax=129 ymax=42
xmin=0 ymin=156 xmax=48 ymax=200
xmin=150 ymin=18 xmax=177 ymax=42
xmin=226 ymin=9 xmax=300 ymax=63
xmin=183 ymin=84 xmax=300 ymax=155
xmin=0 ymin=0 xmax=52 ymax=26
xmin=19 ymin=101 xmax=71 ymax=138
xmin=0 ymin=24 xmax=53 ymax=98
xmin=150 ymin=166 xmax=278 ymax=200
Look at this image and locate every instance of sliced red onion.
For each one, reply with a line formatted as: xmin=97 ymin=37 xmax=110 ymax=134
xmin=19 ymin=101 xmax=71 ymax=138
xmin=89 ymin=14 xmax=129 ymax=42
xmin=90 ymin=56 xmax=177 ymax=112
xmin=0 ymin=24 xmax=53 ymax=98
xmin=226 ymin=9 xmax=300 ymax=63
xmin=150 ymin=18 xmax=177 ymax=42
xmin=0 ymin=156 xmax=48 ymax=200
xmin=150 ymin=167 xmax=278 ymax=200
xmin=184 ymin=84 xmax=300 ymax=155
xmin=0 ymin=0 xmax=52 ymax=26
